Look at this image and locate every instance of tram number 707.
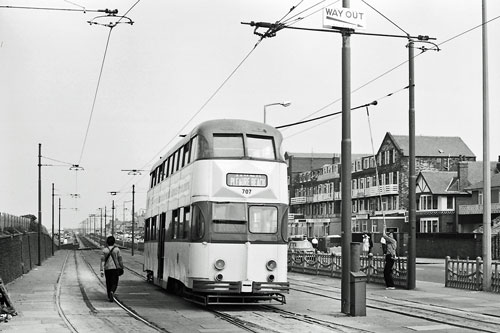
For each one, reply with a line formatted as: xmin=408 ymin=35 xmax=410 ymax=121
xmin=241 ymin=188 xmax=252 ymax=195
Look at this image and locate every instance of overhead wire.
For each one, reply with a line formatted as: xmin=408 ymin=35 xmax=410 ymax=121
xmin=280 ymin=85 xmax=409 ymax=139
xmin=361 ymin=0 xmax=409 ymax=36
xmin=77 ymin=27 xmax=113 ymax=165
xmin=108 ymin=4 xmax=306 ymax=206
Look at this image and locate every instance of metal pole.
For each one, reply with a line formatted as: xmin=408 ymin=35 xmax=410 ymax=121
xmin=100 ymin=208 xmax=103 ymax=246
xmin=132 ymin=185 xmax=135 ymax=256
xmin=51 ymin=183 xmax=55 ymax=256
xmin=104 ymin=206 xmax=107 ymax=238
xmin=482 ymin=0 xmax=492 ymax=291
xmin=37 ymin=143 xmax=42 ymax=266
xmin=112 ymin=200 xmax=115 ymax=237
xmin=407 ymin=39 xmax=417 ymax=290
xmin=340 ymin=0 xmax=352 ymax=315
xmin=58 ymin=198 xmax=61 ymax=250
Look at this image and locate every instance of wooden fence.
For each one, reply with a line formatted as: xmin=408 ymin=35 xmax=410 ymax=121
xmin=445 ymin=256 xmax=500 ymax=293
xmin=287 ymin=252 xmax=408 ymax=287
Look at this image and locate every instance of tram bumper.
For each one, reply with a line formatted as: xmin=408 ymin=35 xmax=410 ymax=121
xmin=192 ymin=280 xmax=289 ymax=294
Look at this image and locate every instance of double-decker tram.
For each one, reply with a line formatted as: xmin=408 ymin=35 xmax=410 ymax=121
xmin=143 ymin=119 xmax=289 ymax=305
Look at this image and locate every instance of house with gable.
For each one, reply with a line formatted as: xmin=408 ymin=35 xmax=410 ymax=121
xmin=351 ymin=133 xmax=476 ymax=235
xmin=416 ymin=171 xmax=469 ymax=233
xmin=457 ymin=158 xmax=500 ymax=232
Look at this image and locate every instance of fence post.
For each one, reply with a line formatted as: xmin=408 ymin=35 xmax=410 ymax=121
xmin=476 ymin=257 xmax=482 ymax=291
xmin=445 ymin=256 xmax=450 ymax=287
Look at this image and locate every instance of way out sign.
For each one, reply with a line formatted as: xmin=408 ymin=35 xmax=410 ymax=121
xmin=323 ymin=7 xmax=366 ymax=30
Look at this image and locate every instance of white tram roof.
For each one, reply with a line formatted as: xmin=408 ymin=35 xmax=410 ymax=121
xmin=150 ymin=119 xmax=285 ymax=171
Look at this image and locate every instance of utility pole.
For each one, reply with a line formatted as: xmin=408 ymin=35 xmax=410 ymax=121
xmin=58 ymin=198 xmax=61 ymax=249
xmin=37 ymin=143 xmax=42 ymax=266
xmin=407 ymin=39 xmax=417 ymax=290
xmin=51 ymin=183 xmax=55 ymax=256
xmin=104 ymin=206 xmax=107 ymax=238
xmin=132 ymin=184 xmax=136 ymax=256
xmin=482 ymin=0 xmax=491 ymax=291
xmin=99 ymin=208 xmax=103 ymax=246
xmin=111 ymin=200 xmax=115 ymax=237
xmin=340 ymin=0 xmax=352 ymax=315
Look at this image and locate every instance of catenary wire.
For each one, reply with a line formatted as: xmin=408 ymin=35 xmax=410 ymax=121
xmin=0 ymin=5 xmax=103 ymax=12
xmin=77 ymin=28 xmax=113 ymax=165
xmin=361 ymin=0 xmax=409 ymax=36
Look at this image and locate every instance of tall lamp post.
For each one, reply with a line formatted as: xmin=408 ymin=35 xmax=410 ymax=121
xmin=122 ymin=169 xmax=144 ymax=256
xmin=109 ymin=191 xmax=118 ymax=237
xmin=263 ymin=101 xmax=291 ymax=124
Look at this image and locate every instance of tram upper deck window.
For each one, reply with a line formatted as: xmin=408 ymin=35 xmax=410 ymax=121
xmin=249 ymin=206 xmax=278 ymax=233
xmin=247 ymin=135 xmax=276 ymax=160
xmin=213 ymin=134 xmax=244 ymax=157
xmin=212 ymin=202 xmax=246 ymax=233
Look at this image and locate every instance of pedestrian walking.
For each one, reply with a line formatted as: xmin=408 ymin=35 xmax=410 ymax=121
xmin=380 ymin=236 xmax=387 ymax=255
xmin=100 ymin=236 xmax=124 ymax=302
xmin=362 ymin=234 xmax=370 ymax=255
xmin=382 ymin=226 xmax=397 ymax=290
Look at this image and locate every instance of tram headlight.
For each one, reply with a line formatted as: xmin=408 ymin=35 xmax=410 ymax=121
xmin=267 ymin=274 xmax=275 ymax=282
xmin=266 ymin=260 xmax=277 ymax=271
xmin=215 ymin=273 xmax=224 ymax=281
xmin=214 ymin=259 xmax=225 ymax=271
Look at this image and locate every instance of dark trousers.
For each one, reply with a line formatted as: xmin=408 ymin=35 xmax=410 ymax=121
xmin=104 ymin=269 xmax=120 ymax=299
xmin=384 ymin=254 xmax=395 ymax=287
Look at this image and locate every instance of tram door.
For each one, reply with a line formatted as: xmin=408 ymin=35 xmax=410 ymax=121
xmin=157 ymin=213 xmax=166 ymax=280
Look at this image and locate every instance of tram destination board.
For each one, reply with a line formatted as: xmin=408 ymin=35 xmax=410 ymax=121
xmin=226 ymin=173 xmax=267 ymax=187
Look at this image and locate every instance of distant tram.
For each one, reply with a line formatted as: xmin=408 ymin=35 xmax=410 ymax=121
xmin=143 ymin=119 xmax=289 ymax=305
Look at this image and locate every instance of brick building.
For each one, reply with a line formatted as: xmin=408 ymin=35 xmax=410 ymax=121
xmin=287 ymin=132 xmax=477 ymax=239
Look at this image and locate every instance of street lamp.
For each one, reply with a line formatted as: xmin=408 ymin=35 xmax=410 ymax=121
xmin=109 ymin=192 xmax=118 ymax=237
xmin=263 ymin=101 xmax=291 ymax=124
xmin=122 ymin=169 xmax=143 ymax=256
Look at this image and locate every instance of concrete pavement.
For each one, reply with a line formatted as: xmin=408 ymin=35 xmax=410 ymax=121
xmin=3 ymin=248 xmax=500 ymax=332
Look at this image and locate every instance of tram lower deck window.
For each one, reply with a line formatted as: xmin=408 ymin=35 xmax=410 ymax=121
xmin=249 ymin=206 xmax=277 ymax=233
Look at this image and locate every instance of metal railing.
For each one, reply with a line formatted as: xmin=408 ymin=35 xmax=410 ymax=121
xmin=287 ymin=252 xmax=408 ymax=287
xmin=445 ymin=256 xmax=500 ymax=293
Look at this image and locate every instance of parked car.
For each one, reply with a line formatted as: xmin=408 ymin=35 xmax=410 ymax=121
xmin=288 ymin=238 xmax=315 ymax=253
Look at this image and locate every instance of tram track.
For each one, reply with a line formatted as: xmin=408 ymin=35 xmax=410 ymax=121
xmin=288 ymin=277 xmax=500 ymax=333
xmin=78 ymin=249 xmax=168 ymax=332
xmin=55 ymin=250 xmax=79 ymax=333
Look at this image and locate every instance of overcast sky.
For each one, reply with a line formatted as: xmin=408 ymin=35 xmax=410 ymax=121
xmin=1 ymin=0 xmax=499 ymax=230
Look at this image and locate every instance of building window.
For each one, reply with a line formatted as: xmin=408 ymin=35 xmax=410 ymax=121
xmin=361 ymin=220 xmax=368 ymax=232
xmin=384 ymin=151 xmax=390 ymax=165
xmin=363 ymin=158 xmax=369 ymax=169
xmin=420 ymin=218 xmax=439 ymax=233
xmin=371 ymin=221 xmax=378 ymax=233
xmin=419 ymin=195 xmax=438 ymax=210
xmin=447 ymin=197 xmax=454 ymax=210
xmin=478 ymin=190 xmax=483 ymax=205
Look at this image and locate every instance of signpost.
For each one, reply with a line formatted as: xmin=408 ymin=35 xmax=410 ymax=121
xmin=323 ymin=7 xmax=366 ymax=30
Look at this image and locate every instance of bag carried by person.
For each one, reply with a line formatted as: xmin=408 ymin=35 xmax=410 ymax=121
xmin=105 ymin=246 xmax=124 ymax=276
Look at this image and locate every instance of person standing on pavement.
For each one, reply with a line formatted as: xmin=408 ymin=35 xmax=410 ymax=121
xmin=362 ymin=234 xmax=370 ymax=255
xmin=382 ymin=227 xmax=397 ymax=290
xmin=100 ymin=236 xmax=123 ymax=302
